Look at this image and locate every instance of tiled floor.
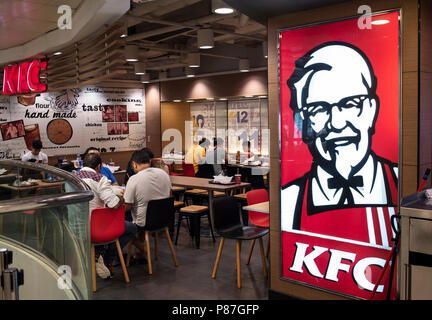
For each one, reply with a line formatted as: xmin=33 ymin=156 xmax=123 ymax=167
xmin=92 ymin=222 xmax=269 ymax=300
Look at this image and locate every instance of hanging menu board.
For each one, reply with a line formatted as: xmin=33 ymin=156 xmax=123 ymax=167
xmin=0 ymin=86 xmax=146 ymax=158
xmin=190 ymin=102 xmax=215 ymax=140
xmin=227 ymin=99 xmax=261 ymax=154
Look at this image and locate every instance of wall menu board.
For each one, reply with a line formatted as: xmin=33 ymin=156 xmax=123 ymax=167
xmin=227 ymin=99 xmax=261 ymax=154
xmin=190 ymin=102 xmax=215 ymax=139
xmin=0 ymin=86 xmax=145 ymax=158
xmin=279 ymin=11 xmax=400 ymax=299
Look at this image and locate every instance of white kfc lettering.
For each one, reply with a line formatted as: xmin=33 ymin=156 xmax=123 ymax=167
xmin=325 ymin=249 xmax=356 ymax=282
xmin=352 ymin=257 xmax=386 ymax=292
xmin=290 ymin=243 xmax=327 ymax=278
xmin=290 ymin=242 xmax=387 ymax=293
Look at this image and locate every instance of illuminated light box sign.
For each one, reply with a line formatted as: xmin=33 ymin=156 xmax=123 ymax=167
xmin=2 ymin=60 xmax=47 ymax=95
xmin=279 ymin=11 xmax=400 ymax=299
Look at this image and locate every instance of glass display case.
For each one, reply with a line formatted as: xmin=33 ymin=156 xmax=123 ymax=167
xmin=0 ymin=160 xmax=93 ymax=300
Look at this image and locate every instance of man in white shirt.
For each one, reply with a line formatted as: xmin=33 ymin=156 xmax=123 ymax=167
xmin=124 ymin=149 xmax=172 ymax=228
xmin=74 ymin=153 xmax=136 ymax=278
xmin=21 ymin=140 xmax=48 ymax=164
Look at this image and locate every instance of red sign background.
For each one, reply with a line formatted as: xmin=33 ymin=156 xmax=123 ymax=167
xmin=279 ymin=11 xmax=400 ymax=299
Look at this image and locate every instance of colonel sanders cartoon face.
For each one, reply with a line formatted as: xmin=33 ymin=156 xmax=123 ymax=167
xmin=288 ymin=42 xmax=380 ymax=180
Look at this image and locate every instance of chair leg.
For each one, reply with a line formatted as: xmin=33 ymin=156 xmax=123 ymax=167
xmin=126 ymin=239 xmax=133 ymax=267
xmin=115 ymin=239 xmax=130 ymax=283
xmin=175 ymin=214 xmax=183 ymax=245
xmin=212 ymin=238 xmax=225 ymax=279
xmin=246 ymin=239 xmax=256 ymax=265
xmin=236 ymin=240 xmax=242 ymax=289
xmin=154 ymin=232 xmax=159 ymax=260
xmin=194 ymin=214 xmax=200 ymax=249
xmin=165 ymin=227 xmax=179 ymax=267
xmin=207 ymin=212 xmax=216 ymax=243
xmin=258 ymin=238 xmax=268 ymax=278
xmin=144 ymin=231 xmax=152 ymax=275
xmin=91 ymin=244 xmax=97 ymax=292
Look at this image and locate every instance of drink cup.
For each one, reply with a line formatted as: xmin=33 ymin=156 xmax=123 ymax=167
xmin=235 ymin=174 xmax=241 ymax=184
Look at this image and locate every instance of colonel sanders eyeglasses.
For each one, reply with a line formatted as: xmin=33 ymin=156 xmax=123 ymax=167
xmin=302 ymin=95 xmax=371 ymax=117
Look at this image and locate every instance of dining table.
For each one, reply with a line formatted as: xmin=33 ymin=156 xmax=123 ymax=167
xmin=169 ymin=175 xmax=251 ymax=232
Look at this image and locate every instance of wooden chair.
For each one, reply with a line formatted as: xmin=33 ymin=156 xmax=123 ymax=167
xmin=90 ymin=206 xmax=130 ymax=292
xmin=126 ymin=197 xmax=178 ymax=275
xmin=211 ymin=196 xmax=268 ymax=288
xmin=175 ymin=205 xmax=215 ymax=249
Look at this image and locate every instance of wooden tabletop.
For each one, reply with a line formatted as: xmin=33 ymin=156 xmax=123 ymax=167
xmin=242 ymin=201 xmax=269 ymax=214
xmin=0 ymin=179 xmax=64 ymax=191
xmin=170 ymin=175 xmax=250 ymax=191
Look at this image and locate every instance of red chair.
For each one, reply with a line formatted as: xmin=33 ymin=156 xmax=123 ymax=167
xmin=182 ymin=163 xmax=196 ymax=177
xmin=90 ymin=206 xmax=130 ymax=292
xmin=245 ymin=189 xmax=270 ymax=264
xmin=167 ymin=163 xmax=183 ymax=176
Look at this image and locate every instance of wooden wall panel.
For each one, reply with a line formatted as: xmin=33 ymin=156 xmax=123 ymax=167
xmin=161 ymin=102 xmax=190 ymax=154
xmin=160 ymin=71 xmax=267 ymax=101
xmin=268 ymin=0 xmax=418 ymax=299
xmin=145 ymin=83 xmax=162 ymax=157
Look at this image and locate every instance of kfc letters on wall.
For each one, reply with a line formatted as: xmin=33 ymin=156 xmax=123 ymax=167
xmin=279 ymin=11 xmax=399 ymax=299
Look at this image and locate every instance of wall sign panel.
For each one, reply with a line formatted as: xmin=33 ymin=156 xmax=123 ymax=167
xmin=0 ymin=86 xmax=145 ymax=158
xmin=279 ymin=11 xmax=400 ymax=299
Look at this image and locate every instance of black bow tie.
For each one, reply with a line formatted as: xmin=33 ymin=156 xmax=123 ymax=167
xmin=327 ymin=176 xmax=364 ymax=190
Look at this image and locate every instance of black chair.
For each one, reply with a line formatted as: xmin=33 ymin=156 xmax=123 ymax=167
xmin=196 ymin=164 xmax=215 ymax=178
xmin=126 ymin=197 xmax=178 ymax=275
xmin=211 ymin=196 xmax=268 ymax=288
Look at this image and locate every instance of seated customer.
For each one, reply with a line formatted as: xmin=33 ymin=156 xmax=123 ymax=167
xmin=123 ymin=150 xmax=172 ymax=255
xmin=74 ymin=153 xmax=136 ymax=278
xmin=124 ymin=147 xmax=154 ymax=185
xmin=21 ymin=140 xmax=48 ymax=164
xmin=82 ymin=147 xmax=118 ymax=185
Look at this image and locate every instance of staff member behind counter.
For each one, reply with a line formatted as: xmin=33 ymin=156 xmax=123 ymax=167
xmin=21 ymin=140 xmax=48 ymax=164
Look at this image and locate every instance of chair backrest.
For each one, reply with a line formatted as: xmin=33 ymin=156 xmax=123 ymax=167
xmin=182 ymin=163 xmax=195 ymax=177
xmin=246 ymin=189 xmax=269 ymax=228
xmin=196 ymin=164 xmax=214 ymax=178
xmin=90 ymin=205 xmax=125 ymax=243
xmin=144 ymin=197 xmax=174 ymax=231
xmin=213 ymin=196 xmax=242 ymax=233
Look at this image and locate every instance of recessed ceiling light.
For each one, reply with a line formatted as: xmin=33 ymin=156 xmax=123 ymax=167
xmin=173 ymin=100 xmax=181 ymax=102
xmin=212 ymin=0 xmax=234 ymax=14
xmin=206 ymin=97 xmax=214 ymax=100
xmin=186 ymin=100 xmax=194 ymax=102
xmin=53 ymin=51 xmax=62 ymax=56
xmin=219 ymin=98 xmax=227 ymax=100
xmin=371 ymin=19 xmax=390 ymax=25
xmin=258 ymin=95 xmax=267 ymax=98
xmin=244 ymin=95 xmax=253 ymax=98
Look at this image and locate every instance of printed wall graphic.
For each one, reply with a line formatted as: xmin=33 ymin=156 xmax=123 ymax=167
xmin=0 ymin=86 xmax=146 ymax=158
xmin=190 ymin=102 xmax=215 ymax=139
xmin=279 ymin=11 xmax=399 ymax=299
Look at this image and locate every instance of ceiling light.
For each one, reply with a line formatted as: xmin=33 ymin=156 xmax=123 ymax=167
xmin=125 ymin=45 xmax=139 ymax=62
xmin=173 ymin=100 xmax=181 ymax=102
xmin=140 ymin=74 xmax=150 ymax=83
xmin=212 ymin=0 xmax=234 ymax=14
xmin=219 ymin=98 xmax=227 ymax=100
xmin=262 ymin=41 xmax=268 ymax=58
xmin=53 ymin=51 xmax=62 ymax=56
xmin=258 ymin=95 xmax=267 ymax=98
xmin=244 ymin=95 xmax=253 ymax=98
xmin=187 ymin=53 xmax=200 ymax=67
xmin=239 ymin=59 xmax=250 ymax=72
xmin=159 ymin=71 xmax=168 ymax=80
xmin=371 ymin=19 xmax=390 ymax=25
xmin=134 ymin=62 xmax=146 ymax=75
xmin=186 ymin=100 xmax=194 ymax=103
xmin=185 ymin=67 xmax=195 ymax=78
xmin=120 ymin=25 xmax=128 ymax=38
xmin=206 ymin=97 xmax=214 ymax=100
xmin=197 ymin=29 xmax=214 ymax=49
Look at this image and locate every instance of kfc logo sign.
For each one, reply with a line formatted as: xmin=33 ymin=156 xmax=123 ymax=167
xmin=279 ymin=11 xmax=400 ymax=299
xmin=2 ymin=60 xmax=47 ymax=95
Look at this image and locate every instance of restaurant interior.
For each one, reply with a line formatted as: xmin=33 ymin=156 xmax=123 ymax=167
xmin=0 ymin=0 xmax=431 ymax=303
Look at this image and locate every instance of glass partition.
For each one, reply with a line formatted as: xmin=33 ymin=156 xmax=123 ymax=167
xmin=0 ymin=160 xmax=93 ymax=300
